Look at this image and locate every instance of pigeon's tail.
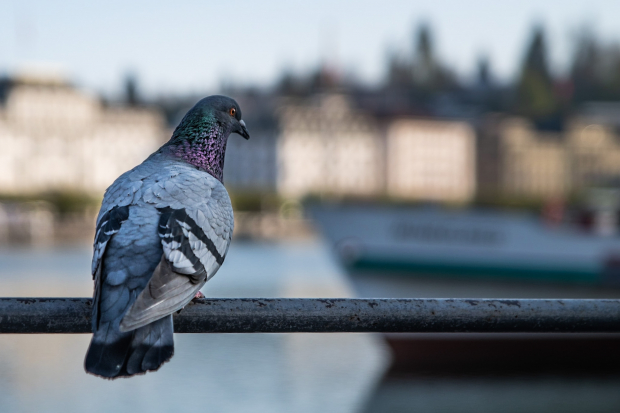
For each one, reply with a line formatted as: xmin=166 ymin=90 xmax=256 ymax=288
xmin=84 ymin=315 xmax=174 ymax=379
xmin=122 ymin=315 xmax=174 ymax=376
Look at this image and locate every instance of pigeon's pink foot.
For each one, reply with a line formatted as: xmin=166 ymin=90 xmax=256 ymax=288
xmin=179 ymin=291 xmax=205 ymax=313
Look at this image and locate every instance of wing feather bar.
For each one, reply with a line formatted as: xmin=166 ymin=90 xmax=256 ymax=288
xmin=91 ymin=206 xmax=130 ymax=277
xmin=119 ymin=207 xmax=225 ymax=332
xmin=91 ymin=205 xmax=130 ymax=331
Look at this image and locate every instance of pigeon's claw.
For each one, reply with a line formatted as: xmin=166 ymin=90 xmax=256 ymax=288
xmin=193 ymin=291 xmax=205 ymax=301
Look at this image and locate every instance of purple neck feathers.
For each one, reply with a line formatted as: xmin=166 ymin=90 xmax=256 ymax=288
xmin=172 ymin=124 xmax=228 ymax=182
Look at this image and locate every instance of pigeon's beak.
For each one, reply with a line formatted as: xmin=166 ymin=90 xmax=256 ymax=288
xmin=235 ymin=119 xmax=250 ymax=140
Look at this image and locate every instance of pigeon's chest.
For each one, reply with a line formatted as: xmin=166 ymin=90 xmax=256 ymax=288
xmin=140 ymin=169 xmax=233 ymax=244
xmin=100 ymin=161 xmax=234 ymax=251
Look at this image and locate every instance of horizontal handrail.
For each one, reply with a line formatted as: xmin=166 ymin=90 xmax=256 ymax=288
xmin=1 ymin=297 xmax=619 ymax=334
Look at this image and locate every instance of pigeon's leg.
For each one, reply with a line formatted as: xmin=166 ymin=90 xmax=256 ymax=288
xmin=176 ymin=291 xmax=205 ymax=314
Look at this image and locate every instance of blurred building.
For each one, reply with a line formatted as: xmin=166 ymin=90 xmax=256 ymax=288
xmin=386 ymin=119 xmax=476 ymax=202
xmin=277 ymin=95 xmax=383 ymax=198
xmin=224 ymin=130 xmax=278 ymax=192
xmin=478 ymin=113 xmax=620 ymax=199
xmin=566 ymin=118 xmax=620 ymax=189
xmin=480 ymin=117 xmax=567 ymax=198
xmin=225 ymin=93 xmax=477 ymax=202
xmin=223 ymin=96 xmax=279 ymax=193
xmin=0 ymin=74 xmax=166 ymax=195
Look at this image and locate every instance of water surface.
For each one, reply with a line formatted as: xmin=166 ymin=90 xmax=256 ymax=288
xmin=0 ymin=241 xmax=388 ymax=413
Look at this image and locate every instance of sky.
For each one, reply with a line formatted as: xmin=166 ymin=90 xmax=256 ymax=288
xmin=2 ymin=0 xmax=620 ymax=97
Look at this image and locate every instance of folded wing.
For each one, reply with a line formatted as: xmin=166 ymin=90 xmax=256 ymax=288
xmin=120 ymin=206 xmax=230 ymax=331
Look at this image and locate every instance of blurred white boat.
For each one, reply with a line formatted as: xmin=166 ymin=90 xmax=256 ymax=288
xmin=310 ymin=204 xmax=620 ymax=287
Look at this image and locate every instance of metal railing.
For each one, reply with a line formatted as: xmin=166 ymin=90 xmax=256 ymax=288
xmin=1 ymin=297 xmax=620 ymax=334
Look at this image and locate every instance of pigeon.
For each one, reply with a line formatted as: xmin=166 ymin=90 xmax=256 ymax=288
xmin=84 ymin=95 xmax=249 ymax=379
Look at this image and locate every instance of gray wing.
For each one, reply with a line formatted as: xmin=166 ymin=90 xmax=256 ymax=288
xmin=90 ymin=205 xmax=130 ymax=333
xmin=119 ymin=170 xmax=234 ymax=332
xmin=91 ymin=155 xmax=156 ymax=277
xmin=89 ymin=157 xmax=155 ymax=331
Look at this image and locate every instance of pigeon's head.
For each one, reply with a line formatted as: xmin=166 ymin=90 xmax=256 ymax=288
xmin=166 ymin=95 xmax=250 ymax=182
xmin=173 ymin=95 xmax=250 ymax=142
xmin=198 ymin=95 xmax=250 ymax=140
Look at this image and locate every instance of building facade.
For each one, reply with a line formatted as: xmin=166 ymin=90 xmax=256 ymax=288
xmin=478 ymin=114 xmax=620 ymax=199
xmin=565 ymin=119 xmax=620 ymax=189
xmin=0 ymin=77 xmax=480 ymax=204
xmin=0 ymin=75 xmax=166 ymax=195
xmin=500 ymin=118 xmax=567 ymax=197
xmin=225 ymin=93 xmax=477 ymax=202
xmin=276 ymin=95 xmax=383 ymax=198
xmin=386 ymin=119 xmax=476 ymax=202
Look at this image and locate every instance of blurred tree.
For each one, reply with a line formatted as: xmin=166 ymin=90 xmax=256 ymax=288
xmin=274 ymin=63 xmax=342 ymax=96
xmin=477 ymin=56 xmax=491 ymax=87
xmin=472 ymin=55 xmax=507 ymax=112
xmin=570 ymin=30 xmax=620 ymax=102
xmin=308 ymin=64 xmax=340 ymax=91
xmin=385 ymin=22 xmax=456 ymax=98
xmin=412 ymin=24 xmax=433 ymax=85
xmin=125 ymin=72 xmax=140 ymax=106
xmin=515 ymin=26 xmax=559 ymax=121
xmin=571 ymin=30 xmax=602 ymax=102
xmin=386 ymin=51 xmax=412 ymax=88
xmin=411 ymin=23 xmax=455 ymax=92
xmin=276 ymin=70 xmax=299 ymax=95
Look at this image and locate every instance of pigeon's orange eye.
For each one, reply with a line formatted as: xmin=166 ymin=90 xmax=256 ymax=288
xmin=229 ymin=107 xmax=236 ymax=117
